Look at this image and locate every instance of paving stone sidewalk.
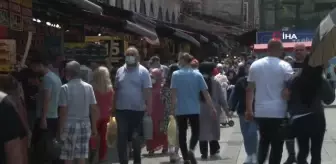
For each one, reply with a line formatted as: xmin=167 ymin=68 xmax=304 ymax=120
xmin=234 ymin=108 xmax=336 ymax=164
xmin=104 ymin=108 xmax=336 ymax=164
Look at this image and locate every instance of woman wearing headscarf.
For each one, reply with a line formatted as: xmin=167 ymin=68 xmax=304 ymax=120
xmin=146 ymin=68 xmax=168 ymax=154
xmin=198 ymin=62 xmax=230 ymax=159
xmin=227 ymin=69 xmax=237 ymax=85
xmin=161 ymin=64 xmax=181 ymax=162
xmin=286 ymin=57 xmax=335 ymax=164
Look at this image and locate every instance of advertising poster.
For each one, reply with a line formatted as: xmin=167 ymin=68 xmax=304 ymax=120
xmin=0 ymin=39 xmax=16 ymax=72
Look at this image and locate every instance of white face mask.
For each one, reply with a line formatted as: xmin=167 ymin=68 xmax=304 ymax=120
xmin=125 ymin=56 xmax=136 ymax=64
xmin=152 ymin=79 xmax=156 ymax=84
xmin=202 ymin=74 xmax=209 ymax=78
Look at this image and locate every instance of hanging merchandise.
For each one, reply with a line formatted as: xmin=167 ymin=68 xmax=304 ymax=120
xmin=9 ymin=0 xmax=22 ymax=31
xmin=0 ymin=39 xmax=16 ymax=72
xmin=0 ymin=1 xmax=9 ymax=27
xmin=21 ymin=0 xmax=34 ymax=32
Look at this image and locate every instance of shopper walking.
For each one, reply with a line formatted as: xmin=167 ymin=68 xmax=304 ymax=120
xmin=161 ymin=64 xmax=181 ymax=162
xmin=0 ymin=90 xmax=26 ymax=164
xmin=58 ymin=61 xmax=98 ymax=164
xmin=91 ymin=66 xmax=114 ymax=162
xmin=114 ymin=47 xmax=152 ymax=164
xmin=198 ymin=62 xmax=229 ymax=160
xmin=30 ymin=56 xmax=62 ymax=164
xmin=287 ymin=57 xmax=335 ymax=164
xmin=245 ymin=39 xmax=293 ymax=164
xmin=146 ymin=68 xmax=168 ymax=154
xmin=170 ymin=53 xmax=217 ymax=164
xmin=230 ymin=60 xmax=258 ymax=164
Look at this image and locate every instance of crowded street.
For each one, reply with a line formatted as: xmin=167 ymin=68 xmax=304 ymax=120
xmin=3 ymin=0 xmax=336 ymax=164
xmin=101 ymin=102 xmax=336 ymax=164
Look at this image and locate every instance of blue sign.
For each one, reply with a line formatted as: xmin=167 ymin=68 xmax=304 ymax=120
xmin=256 ymin=30 xmax=315 ymax=44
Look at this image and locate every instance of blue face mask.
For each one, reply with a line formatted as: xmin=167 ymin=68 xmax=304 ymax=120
xmin=125 ymin=56 xmax=136 ymax=64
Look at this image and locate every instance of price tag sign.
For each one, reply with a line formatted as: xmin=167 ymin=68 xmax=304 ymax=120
xmin=110 ymin=38 xmax=124 ymax=63
xmin=9 ymin=12 xmax=22 ymax=31
xmin=0 ymin=9 xmax=9 ymax=26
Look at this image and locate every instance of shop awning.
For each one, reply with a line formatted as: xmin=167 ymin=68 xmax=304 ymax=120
xmin=236 ymin=29 xmax=257 ymax=46
xmin=155 ymin=24 xmax=200 ymax=47
xmin=66 ymin=0 xmax=102 ymax=14
xmin=98 ymin=3 xmax=158 ymax=42
xmin=253 ymin=41 xmax=312 ymax=52
xmin=34 ymin=1 xmax=158 ymax=40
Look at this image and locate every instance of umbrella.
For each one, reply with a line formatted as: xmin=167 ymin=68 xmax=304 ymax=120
xmin=309 ymin=8 xmax=336 ymax=67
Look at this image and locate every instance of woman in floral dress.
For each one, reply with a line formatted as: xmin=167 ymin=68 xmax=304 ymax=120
xmin=161 ymin=64 xmax=181 ymax=162
xmin=146 ymin=68 xmax=168 ymax=154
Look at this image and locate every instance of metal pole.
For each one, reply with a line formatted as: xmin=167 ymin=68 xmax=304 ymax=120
xmin=295 ymin=0 xmax=301 ymax=28
xmin=260 ymin=0 xmax=264 ymax=30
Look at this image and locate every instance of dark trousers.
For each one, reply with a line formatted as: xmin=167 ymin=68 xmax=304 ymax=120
xmin=285 ymin=140 xmax=296 ymax=158
xmin=116 ymin=110 xmax=144 ymax=164
xmin=256 ymin=118 xmax=284 ymax=164
xmin=176 ymin=114 xmax=200 ymax=160
xmin=199 ymin=140 xmax=220 ymax=156
xmin=31 ymin=118 xmax=59 ymax=164
xmin=293 ymin=113 xmax=326 ymax=164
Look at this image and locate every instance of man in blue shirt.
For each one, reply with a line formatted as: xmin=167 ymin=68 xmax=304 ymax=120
xmin=30 ymin=55 xmax=62 ymax=164
xmin=114 ymin=47 xmax=152 ymax=164
xmin=171 ymin=52 xmax=217 ymax=164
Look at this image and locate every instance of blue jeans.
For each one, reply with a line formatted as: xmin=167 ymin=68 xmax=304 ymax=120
xmin=116 ymin=110 xmax=144 ymax=164
xmin=239 ymin=115 xmax=258 ymax=156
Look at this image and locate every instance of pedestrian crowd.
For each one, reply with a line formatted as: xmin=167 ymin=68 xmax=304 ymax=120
xmin=0 ymin=40 xmax=335 ymax=164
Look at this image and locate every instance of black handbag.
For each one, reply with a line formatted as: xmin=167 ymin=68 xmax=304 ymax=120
xmin=34 ymin=130 xmax=61 ymax=161
xmin=278 ymin=112 xmax=295 ymax=140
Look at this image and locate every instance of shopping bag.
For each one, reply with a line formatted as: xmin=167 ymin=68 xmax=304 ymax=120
xmin=143 ymin=114 xmax=153 ymax=140
xmin=106 ymin=117 xmax=118 ymax=148
xmin=167 ymin=115 xmax=178 ymax=146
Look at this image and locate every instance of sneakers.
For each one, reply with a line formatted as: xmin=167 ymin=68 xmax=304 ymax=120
xmin=283 ymin=155 xmax=297 ymax=164
xmin=244 ymin=154 xmax=257 ymax=164
xmin=187 ymin=150 xmax=197 ymax=164
xmin=210 ymin=153 xmax=222 ymax=160
xmin=244 ymin=155 xmax=253 ymax=164
xmin=200 ymin=154 xmax=207 ymax=160
xmin=169 ymin=153 xmax=182 ymax=163
xmin=251 ymin=154 xmax=257 ymax=164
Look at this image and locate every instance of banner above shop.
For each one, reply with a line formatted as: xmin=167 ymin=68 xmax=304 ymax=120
xmin=256 ymin=30 xmax=314 ymax=44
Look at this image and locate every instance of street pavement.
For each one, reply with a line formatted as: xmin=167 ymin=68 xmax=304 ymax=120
xmin=103 ymin=105 xmax=336 ymax=164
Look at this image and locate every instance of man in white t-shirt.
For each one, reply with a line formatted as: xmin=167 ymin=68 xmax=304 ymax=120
xmin=245 ymin=39 xmax=293 ymax=164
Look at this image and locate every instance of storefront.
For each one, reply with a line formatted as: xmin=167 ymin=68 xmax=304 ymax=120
xmin=254 ymin=30 xmax=314 ymax=57
xmin=256 ymin=30 xmax=314 ymax=44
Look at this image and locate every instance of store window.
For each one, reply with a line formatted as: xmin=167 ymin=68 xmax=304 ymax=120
xmin=115 ymin=0 xmax=123 ymax=8
xmin=134 ymin=0 xmax=137 ymax=12
xmin=158 ymin=7 xmax=163 ymax=20
xmin=172 ymin=12 xmax=176 ymax=23
xmin=165 ymin=10 xmax=170 ymax=22
xmin=140 ymin=0 xmax=146 ymax=15
xmin=150 ymin=2 xmax=154 ymax=17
